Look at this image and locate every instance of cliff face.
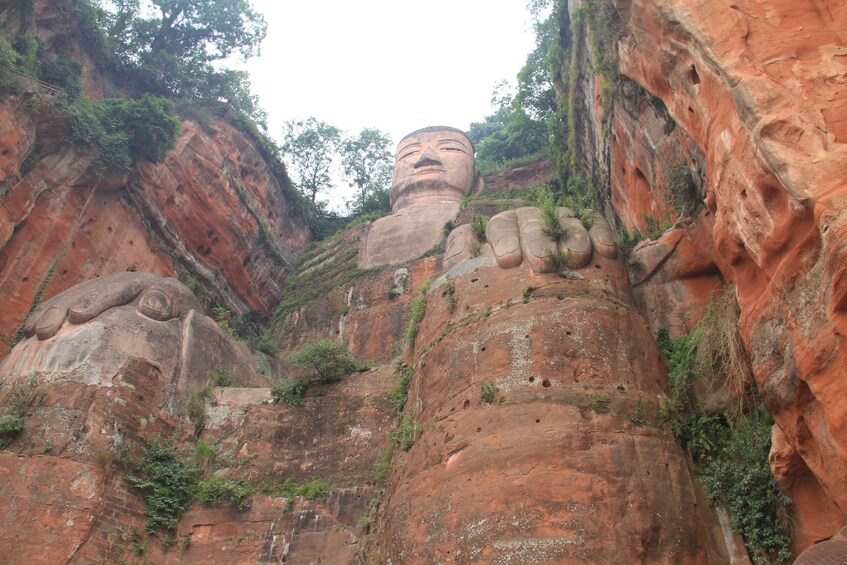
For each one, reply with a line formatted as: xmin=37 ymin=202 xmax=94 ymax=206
xmin=0 ymin=96 xmax=310 ymax=349
xmin=571 ymin=0 xmax=847 ymax=550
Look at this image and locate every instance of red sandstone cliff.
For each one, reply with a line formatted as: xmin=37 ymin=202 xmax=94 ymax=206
xmin=572 ymin=0 xmax=847 ymax=551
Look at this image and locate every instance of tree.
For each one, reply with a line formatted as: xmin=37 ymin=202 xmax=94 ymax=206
xmin=287 ymin=339 xmax=360 ymax=384
xmin=95 ymin=0 xmax=267 ymax=122
xmin=281 ymin=117 xmax=342 ymax=204
xmin=341 ymin=128 xmax=393 ymax=214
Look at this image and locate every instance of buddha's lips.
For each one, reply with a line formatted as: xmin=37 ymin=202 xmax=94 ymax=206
xmin=412 ymin=166 xmax=445 ymax=175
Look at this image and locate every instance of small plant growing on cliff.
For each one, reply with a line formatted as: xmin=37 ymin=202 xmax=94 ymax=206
xmin=663 ymin=160 xmax=701 ymax=218
xmin=212 ymin=306 xmax=237 ymax=338
xmin=443 ymin=220 xmax=454 ymax=237
xmin=391 ymin=417 xmax=422 ymax=452
xmin=536 ymin=188 xmax=566 ymax=242
xmin=387 ymin=362 xmax=413 ymax=415
xmin=287 ymin=339 xmax=360 ymax=383
xmin=187 ymin=383 xmax=213 ymax=433
xmin=0 ymin=415 xmax=24 ymax=449
xmin=443 ymin=282 xmax=457 ymax=313
xmin=544 ymin=249 xmax=570 ymax=272
xmin=590 ymin=393 xmax=611 ymax=413
xmin=404 ymin=278 xmax=432 ymax=346
xmin=270 ymin=377 xmax=309 ymax=406
xmin=193 ymin=476 xmax=254 ymax=510
xmin=523 ymin=286 xmax=536 ymax=304
xmin=210 ymin=365 xmax=234 ymax=387
xmin=471 ymin=214 xmax=488 ymax=240
xmin=129 ymin=439 xmax=197 ymax=534
xmin=478 ymin=381 xmax=500 ymax=404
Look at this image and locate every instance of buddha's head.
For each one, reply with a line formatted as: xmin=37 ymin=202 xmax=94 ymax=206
xmin=390 ymin=126 xmax=482 ymax=211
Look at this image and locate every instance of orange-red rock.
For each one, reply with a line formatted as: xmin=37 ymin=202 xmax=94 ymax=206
xmin=375 ymin=251 xmax=728 ymax=562
xmin=611 ymin=0 xmax=847 ymax=549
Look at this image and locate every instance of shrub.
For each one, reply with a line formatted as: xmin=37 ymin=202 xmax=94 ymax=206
xmin=544 ymin=249 xmax=570 ymax=271
xmin=187 ymin=384 xmax=213 ymax=432
xmin=386 ymin=363 xmax=412 ymax=415
xmin=270 ymin=377 xmax=309 ymax=406
xmin=210 ymin=366 xmax=234 ymax=387
xmin=64 ymin=95 xmax=180 ymax=173
xmin=403 ymin=278 xmax=432 ymax=346
xmin=478 ymin=381 xmax=499 ymax=404
xmin=287 ymin=339 xmax=359 ymax=383
xmin=276 ymin=477 xmax=333 ymax=501
xmin=590 ymin=393 xmax=610 ymax=413
xmin=193 ymin=476 xmax=253 ymax=510
xmin=700 ymin=412 xmax=792 ymax=562
xmin=6 ymin=375 xmax=41 ymax=416
xmin=212 ymin=306 xmax=237 ymax=338
xmin=129 ymin=440 xmax=197 ymax=533
xmin=390 ymin=417 xmax=421 ymax=452
xmin=522 ymin=286 xmax=535 ymax=304
xmin=0 ymin=33 xmax=20 ymax=93
xmin=471 ymin=214 xmax=488 ymax=240
xmin=614 ymin=225 xmax=643 ymax=256
xmin=0 ymin=415 xmax=24 ymax=448
xmin=444 ymin=282 xmax=456 ymax=313
xmin=538 ymin=189 xmax=565 ymax=242
xmin=663 ymin=160 xmax=701 ymax=218
xmin=39 ymin=58 xmax=82 ymax=100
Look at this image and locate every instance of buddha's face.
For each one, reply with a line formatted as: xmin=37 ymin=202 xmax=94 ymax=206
xmin=390 ymin=129 xmax=479 ymax=211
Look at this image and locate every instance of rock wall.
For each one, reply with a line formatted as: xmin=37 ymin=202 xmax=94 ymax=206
xmin=570 ymin=0 xmax=847 ymax=551
xmin=0 ymin=96 xmax=310 ymax=350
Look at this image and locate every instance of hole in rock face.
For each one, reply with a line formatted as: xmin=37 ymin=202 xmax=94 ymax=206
xmin=566 ymin=331 xmax=572 ymax=336
xmin=471 ymin=278 xmax=479 ymax=283
xmin=1 ymin=149 xmax=10 ymax=156
xmin=481 ymin=346 xmax=486 ymax=352
xmin=535 ymin=419 xmax=540 ymax=423
xmin=542 ymin=379 xmax=551 ymax=388
xmin=688 ymin=106 xmax=695 ymax=114
xmin=595 ymin=264 xmax=601 ymax=269
xmin=476 ymin=427 xmax=481 ymax=433
xmin=462 ymin=399 xmax=470 ymax=409
xmin=529 ymin=376 xmax=535 ymax=383
xmin=689 ymin=64 xmax=701 ymax=85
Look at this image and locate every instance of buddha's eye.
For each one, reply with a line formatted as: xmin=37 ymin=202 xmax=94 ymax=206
xmin=399 ymin=149 xmax=419 ymax=160
xmin=439 ymin=145 xmax=467 ymax=153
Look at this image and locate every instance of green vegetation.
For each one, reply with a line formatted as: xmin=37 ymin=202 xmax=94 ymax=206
xmin=187 ymin=384 xmax=214 ymax=433
xmin=209 ymin=366 xmax=234 ymax=387
xmin=544 ymin=249 xmax=570 ymax=272
xmin=0 ymin=415 xmax=25 ymax=449
xmin=270 ymin=377 xmax=309 ymax=406
xmin=444 ymin=282 xmax=457 ymax=313
xmin=129 ymin=440 xmax=197 ymax=534
xmin=538 ymin=187 xmax=566 ymax=241
xmin=390 ymin=417 xmax=422 ymax=452
xmin=663 ymin=160 xmax=702 ymax=218
xmin=590 ymin=393 xmax=611 ymax=413
xmin=614 ymin=225 xmax=643 ymax=256
xmin=193 ymin=476 xmax=253 ymax=510
xmin=212 ymin=307 xmax=237 ymax=339
xmin=523 ymin=286 xmax=536 ymax=304
xmin=478 ymin=381 xmax=500 ymax=404
xmin=287 ymin=339 xmax=359 ymax=384
xmin=387 ymin=362 xmax=412 ymax=415
xmin=471 ymin=214 xmax=488 ymax=240
xmin=0 ymin=374 xmax=42 ymax=447
xmin=404 ymin=278 xmax=432 ymax=346
xmin=269 ymin=245 xmax=368 ymax=338
xmin=657 ymin=290 xmax=790 ymax=561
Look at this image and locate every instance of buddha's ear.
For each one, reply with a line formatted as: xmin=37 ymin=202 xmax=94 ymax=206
xmin=473 ymin=171 xmax=484 ymax=195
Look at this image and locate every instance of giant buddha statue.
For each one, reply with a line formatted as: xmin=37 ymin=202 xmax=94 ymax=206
xmin=359 ymin=126 xmax=483 ymax=268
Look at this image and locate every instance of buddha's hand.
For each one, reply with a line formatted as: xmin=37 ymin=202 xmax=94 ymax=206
xmin=23 ymin=272 xmax=201 ymax=340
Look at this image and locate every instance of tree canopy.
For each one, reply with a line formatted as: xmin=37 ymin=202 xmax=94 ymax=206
xmin=341 ymin=128 xmax=393 ymax=215
xmin=281 ymin=118 xmax=342 ymax=204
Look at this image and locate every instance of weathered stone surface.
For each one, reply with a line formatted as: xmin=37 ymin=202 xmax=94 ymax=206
xmin=482 ymin=158 xmax=554 ymax=193
xmin=375 ymin=246 xmax=727 ymax=563
xmin=610 ymin=0 xmax=847 ymax=547
xmin=1 ymin=272 xmax=256 ymax=391
xmin=0 ymin=101 xmax=309 ymax=350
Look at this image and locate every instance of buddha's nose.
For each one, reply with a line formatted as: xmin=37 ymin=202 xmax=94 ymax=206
xmin=414 ymin=148 xmax=442 ymax=168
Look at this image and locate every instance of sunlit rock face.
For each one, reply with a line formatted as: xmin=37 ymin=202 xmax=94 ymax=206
xmin=359 ymin=127 xmax=483 ymax=268
xmin=606 ymin=0 xmax=847 ymax=550
xmin=375 ymin=212 xmax=729 ymax=563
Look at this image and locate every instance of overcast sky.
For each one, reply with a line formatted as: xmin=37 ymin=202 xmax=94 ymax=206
xmin=242 ymin=0 xmax=537 ymax=210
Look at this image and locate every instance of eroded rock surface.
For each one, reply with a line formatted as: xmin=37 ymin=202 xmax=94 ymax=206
xmin=375 ymin=222 xmax=728 ymax=563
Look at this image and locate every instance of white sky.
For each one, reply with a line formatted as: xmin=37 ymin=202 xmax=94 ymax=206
xmin=242 ymin=0 xmax=537 ymax=211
